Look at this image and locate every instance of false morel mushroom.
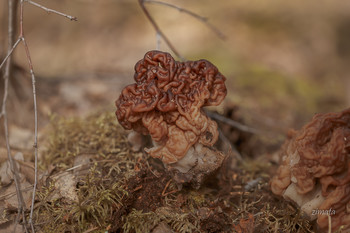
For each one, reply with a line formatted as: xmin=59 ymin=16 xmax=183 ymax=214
xmin=271 ymin=108 xmax=350 ymax=232
xmin=116 ymin=50 xmax=227 ymax=185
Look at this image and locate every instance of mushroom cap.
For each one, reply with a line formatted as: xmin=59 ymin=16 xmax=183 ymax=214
xmin=271 ymin=108 xmax=350 ymax=232
xmin=115 ymin=51 xmax=227 ymax=163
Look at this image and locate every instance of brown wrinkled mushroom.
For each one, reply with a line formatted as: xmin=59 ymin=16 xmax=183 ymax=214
xmin=271 ymin=108 xmax=350 ymax=232
xmin=116 ymin=50 xmax=226 ymax=183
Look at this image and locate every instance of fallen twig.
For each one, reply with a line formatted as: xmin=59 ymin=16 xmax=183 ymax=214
xmin=206 ymin=110 xmax=261 ymax=135
xmin=161 ymin=179 xmax=171 ymax=196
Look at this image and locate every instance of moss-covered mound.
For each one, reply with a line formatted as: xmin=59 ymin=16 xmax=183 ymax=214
xmin=33 ymin=112 xmax=315 ymax=233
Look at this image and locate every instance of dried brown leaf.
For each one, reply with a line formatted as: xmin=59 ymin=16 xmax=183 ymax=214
xmin=233 ymin=213 xmax=255 ymax=233
xmin=54 ymin=172 xmax=78 ymax=203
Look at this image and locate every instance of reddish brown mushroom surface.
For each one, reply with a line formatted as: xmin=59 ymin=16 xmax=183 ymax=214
xmin=271 ymin=108 xmax=350 ymax=232
xmin=115 ymin=50 xmax=226 ymax=165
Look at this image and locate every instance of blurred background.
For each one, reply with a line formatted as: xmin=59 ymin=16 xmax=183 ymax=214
xmin=0 ymin=0 xmax=349 ymax=148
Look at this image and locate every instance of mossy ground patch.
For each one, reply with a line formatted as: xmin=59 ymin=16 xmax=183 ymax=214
xmin=29 ymin=112 xmax=317 ymax=232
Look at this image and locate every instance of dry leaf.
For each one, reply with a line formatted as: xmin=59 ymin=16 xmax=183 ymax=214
xmin=233 ymin=213 xmax=255 ymax=233
xmin=0 ymin=220 xmax=26 ymax=233
xmin=73 ymin=154 xmax=94 ymax=178
xmin=54 ymin=172 xmax=78 ymax=203
xmin=0 ymin=152 xmax=35 ymax=186
xmin=152 ymin=222 xmax=174 ymax=233
xmin=0 ymin=152 xmax=23 ymax=186
xmin=16 ymin=160 xmax=35 ymax=184
xmin=0 ymin=180 xmax=33 ymax=209
xmin=0 ymin=148 xmax=7 ymax=164
xmin=0 ymin=161 xmax=13 ymax=186
xmin=9 ymin=126 xmax=33 ymax=150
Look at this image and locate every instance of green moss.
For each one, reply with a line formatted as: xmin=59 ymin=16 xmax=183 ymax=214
xmin=30 ymin=111 xmax=316 ymax=233
xmin=123 ymin=208 xmax=198 ymax=233
xmin=35 ymin=166 xmax=129 ymax=232
xmin=35 ymin=112 xmax=140 ymax=232
xmin=0 ymin=209 xmax=8 ymax=224
xmin=186 ymin=190 xmax=207 ymax=211
xmin=42 ymin=112 xmax=138 ymax=169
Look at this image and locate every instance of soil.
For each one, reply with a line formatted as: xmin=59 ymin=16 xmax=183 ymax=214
xmin=112 ymin=167 xmax=172 ymax=231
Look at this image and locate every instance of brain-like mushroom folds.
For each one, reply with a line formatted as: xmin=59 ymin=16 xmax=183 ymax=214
xmin=116 ymin=51 xmax=227 ymax=176
xmin=271 ymin=108 xmax=350 ymax=232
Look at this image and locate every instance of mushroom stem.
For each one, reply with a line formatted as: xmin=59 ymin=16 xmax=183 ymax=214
xmin=166 ymin=142 xmax=225 ymax=187
xmin=127 ymin=131 xmax=144 ymax=152
xmin=283 ymin=182 xmax=325 ymax=220
xmin=168 ymin=143 xmax=220 ymax=172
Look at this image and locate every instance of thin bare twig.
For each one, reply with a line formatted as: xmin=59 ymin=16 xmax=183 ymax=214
xmin=144 ymin=0 xmax=226 ymax=40
xmin=156 ymin=31 xmax=161 ymax=50
xmin=138 ymin=0 xmax=185 ymax=61
xmin=0 ymin=38 xmax=21 ymax=71
xmin=0 ymin=1 xmax=76 ymax=232
xmin=2 ymin=1 xmax=29 ymax=233
xmin=18 ymin=1 xmax=38 ymax=231
xmin=24 ymin=0 xmax=77 ymax=21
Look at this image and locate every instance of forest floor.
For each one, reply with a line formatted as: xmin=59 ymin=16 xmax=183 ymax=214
xmin=0 ymin=1 xmax=349 ymax=232
xmin=0 ymin=66 xmax=345 ymax=233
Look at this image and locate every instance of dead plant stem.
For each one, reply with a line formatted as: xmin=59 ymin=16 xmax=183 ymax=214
xmin=138 ymin=0 xmax=185 ymax=61
xmin=144 ymin=0 xmax=226 ymax=40
xmin=24 ymin=0 xmax=77 ymax=21
xmin=2 ymin=1 xmax=29 ymax=232
xmin=18 ymin=1 xmax=38 ymax=231
xmin=139 ymin=0 xmax=225 ymax=60
xmin=0 ymin=38 xmax=21 ymax=71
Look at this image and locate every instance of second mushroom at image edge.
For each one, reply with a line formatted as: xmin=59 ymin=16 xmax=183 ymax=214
xmin=271 ymin=107 xmax=350 ymax=232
